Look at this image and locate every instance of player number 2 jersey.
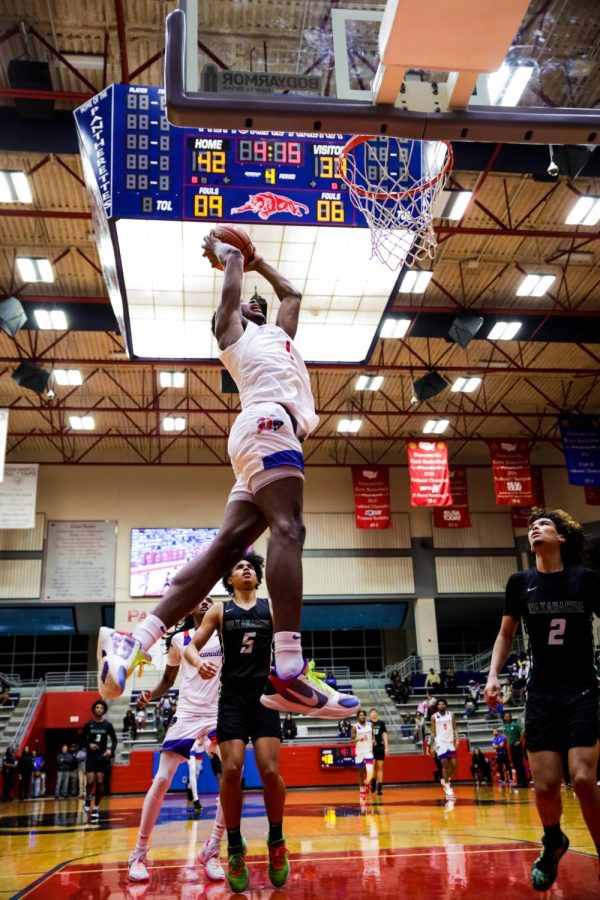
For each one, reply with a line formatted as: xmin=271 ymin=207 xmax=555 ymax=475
xmin=166 ymin=628 xmax=223 ymax=716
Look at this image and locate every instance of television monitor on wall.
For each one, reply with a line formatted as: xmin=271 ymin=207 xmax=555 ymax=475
xmin=130 ymin=527 xmax=224 ymax=597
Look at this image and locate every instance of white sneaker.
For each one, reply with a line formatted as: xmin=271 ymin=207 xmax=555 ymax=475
xmin=97 ymin=627 xmax=150 ymax=700
xmin=128 ymin=850 xmax=150 ymax=882
xmin=198 ymin=839 xmax=225 ymax=881
xmin=260 ymin=660 xmax=360 ymax=719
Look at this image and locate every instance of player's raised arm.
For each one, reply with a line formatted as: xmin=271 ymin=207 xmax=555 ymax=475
xmin=252 ymin=258 xmax=302 ymax=339
xmin=184 ymin=604 xmax=222 ymax=673
xmin=203 ymin=232 xmax=245 ymax=350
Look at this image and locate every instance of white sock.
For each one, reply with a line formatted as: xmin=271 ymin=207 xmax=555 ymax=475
xmin=209 ymin=798 xmax=226 ymax=844
xmin=273 ymin=632 xmax=304 ymax=679
xmin=133 ymin=614 xmax=167 ymax=652
xmin=135 ymin=751 xmax=180 ymax=851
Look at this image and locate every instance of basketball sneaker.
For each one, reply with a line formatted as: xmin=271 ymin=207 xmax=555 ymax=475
xmin=128 ymin=848 xmax=150 ymax=882
xmin=198 ymin=838 xmax=225 ymax=881
xmin=531 ymin=833 xmax=569 ymax=892
xmin=260 ymin=660 xmax=360 ymax=718
xmin=267 ymin=837 xmax=290 ymax=888
xmin=90 ymin=808 xmax=100 ymax=822
xmin=97 ymin=627 xmax=151 ymax=700
xmin=226 ymin=837 xmax=248 ymax=893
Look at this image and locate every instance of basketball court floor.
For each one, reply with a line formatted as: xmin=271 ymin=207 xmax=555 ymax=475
xmin=2 ymin=784 xmax=599 ymax=898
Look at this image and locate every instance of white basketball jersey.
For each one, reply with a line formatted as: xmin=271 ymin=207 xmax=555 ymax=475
xmin=219 ymin=321 xmax=319 ymax=439
xmin=355 ymin=721 xmax=374 ymax=757
xmin=432 ymin=710 xmax=455 ymax=751
xmin=166 ymin=628 xmax=222 ymax=717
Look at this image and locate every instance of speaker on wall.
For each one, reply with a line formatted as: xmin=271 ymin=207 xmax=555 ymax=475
xmin=412 ymin=371 xmax=448 ymax=402
xmin=448 ymin=313 xmax=484 ymax=349
xmin=0 ymin=297 xmax=28 ymax=337
xmin=12 ymin=361 xmax=50 ymax=394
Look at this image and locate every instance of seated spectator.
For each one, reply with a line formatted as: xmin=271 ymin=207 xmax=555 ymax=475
xmin=443 ymin=667 xmax=456 ymax=694
xmin=338 ymin=718 xmax=352 ymax=739
xmin=122 ymin=709 xmax=137 ymax=739
xmin=471 ymin=748 xmax=493 ymax=785
xmin=511 ymin=678 xmax=526 ymax=705
xmin=416 ymin=693 xmax=429 ymax=717
xmin=135 ymin=705 xmax=148 ymax=731
xmin=516 ymin=653 xmax=530 ymax=682
xmin=424 ymin=668 xmax=441 ymax=688
xmin=402 ymin=711 xmax=415 ymax=737
xmin=281 ymin=713 xmax=297 ymax=741
xmin=325 ymin=671 xmax=337 ymax=689
xmin=464 ymin=693 xmax=476 ymax=717
xmin=467 ymin=679 xmax=481 ymax=708
xmin=486 ymin=690 xmax=504 ymax=720
xmin=502 ymin=681 xmax=513 ymax=708
xmin=0 ymin=677 xmax=10 ymax=707
xmin=425 ymin=692 xmax=438 ymax=721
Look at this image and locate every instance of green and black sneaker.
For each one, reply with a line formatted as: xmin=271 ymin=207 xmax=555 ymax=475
xmin=227 ymin=836 xmax=248 ymax=893
xmin=531 ymin=833 xmax=569 ymax=892
xmin=267 ymin=836 xmax=290 ymax=888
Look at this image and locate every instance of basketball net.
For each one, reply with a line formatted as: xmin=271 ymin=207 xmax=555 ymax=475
xmin=338 ymin=137 xmax=453 ymax=270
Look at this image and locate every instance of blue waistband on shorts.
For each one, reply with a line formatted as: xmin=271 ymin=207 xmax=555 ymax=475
xmin=262 ymin=449 xmax=304 ymax=471
xmin=162 ymin=737 xmax=195 ymax=758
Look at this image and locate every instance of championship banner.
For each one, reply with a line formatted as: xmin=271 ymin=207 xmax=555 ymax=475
xmin=487 ymin=440 xmax=535 ymax=506
xmin=0 ymin=409 xmax=7 ymax=482
xmin=584 ymin=486 xmax=600 ymax=506
xmin=558 ymin=415 xmax=600 ymax=487
xmin=511 ymin=465 xmax=545 ymax=527
xmin=407 ymin=441 xmax=452 ymax=508
xmin=433 ymin=466 xmax=471 ymax=528
xmin=351 ymin=465 xmax=391 ymax=529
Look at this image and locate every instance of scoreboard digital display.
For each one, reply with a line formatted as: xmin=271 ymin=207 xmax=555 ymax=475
xmin=320 ymin=745 xmax=356 ymax=769
xmin=75 ymin=84 xmax=418 ymax=230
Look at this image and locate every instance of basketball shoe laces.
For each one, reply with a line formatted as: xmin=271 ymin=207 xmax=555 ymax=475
xmin=229 ymin=852 xmax=244 ymax=877
xmin=303 ymin=661 xmax=337 ymax=695
xmin=269 ymin=842 xmax=287 ymax=870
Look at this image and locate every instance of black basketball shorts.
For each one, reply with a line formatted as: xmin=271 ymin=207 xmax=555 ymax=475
xmin=372 ymin=747 xmax=385 ymax=762
xmin=85 ymin=752 xmax=110 ymax=774
xmin=525 ymin=689 xmax=599 ymax=754
xmin=217 ymin=683 xmax=282 ymax=746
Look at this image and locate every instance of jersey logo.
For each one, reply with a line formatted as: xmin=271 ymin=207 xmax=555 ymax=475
xmin=257 ymin=416 xmax=284 ymax=433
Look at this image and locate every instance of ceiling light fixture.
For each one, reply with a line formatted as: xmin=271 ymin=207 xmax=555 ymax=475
xmin=0 ymin=170 xmax=33 ymax=203
xmin=356 ymin=375 xmax=384 ymax=391
xmin=69 ymin=415 xmax=95 ymax=430
xmin=337 ymin=418 xmax=362 ymax=433
xmin=159 ymin=371 xmax=186 ymax=388
xmin=487 ymin=65 xmax=534 ymax=106
xmin=488 ymin=321 xmax=522 ymax=341
xmin=423 ymin=419 xmax=449 ymax=434
xmin=516 ymin=274 xmax=556 ymax=297
xmin=451 ymin=376 xmax=482 ymax=393
xmin=380 ymin=318 xmax=411 ymax=339
xmin=163 ymin=416 xmax=186 ymax=432
xmin=565 ymin=196 xmax=600 ymax=227
xmin=398 ymin=270 xmax=433 ymax=294
xmin=34 ymin=309 xmax=68 ymax=330
xmin=17 ymin=257 xmax=54 ymax=283
xmin=53 ymin=369 xmax=83 ymax=386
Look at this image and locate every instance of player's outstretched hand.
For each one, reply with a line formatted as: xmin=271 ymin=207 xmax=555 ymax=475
xmin=244 ymin=248 xmax=263 ymax=272
xmin=483 ymin=677 xmax=501 ymax=707
xmin=202 ymin=231 xmax=221 ymax=269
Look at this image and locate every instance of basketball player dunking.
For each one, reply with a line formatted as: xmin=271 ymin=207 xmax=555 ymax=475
xmin=97 ymin=234 xmax=358 ymax=723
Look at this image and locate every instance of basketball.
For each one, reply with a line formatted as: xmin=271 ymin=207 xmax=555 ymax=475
xmin=206 ymin=224 xmax=255 ymax=270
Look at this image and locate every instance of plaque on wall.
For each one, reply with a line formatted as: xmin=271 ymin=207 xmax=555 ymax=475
xmin=42 ymin=520 xmax=117 ymax=603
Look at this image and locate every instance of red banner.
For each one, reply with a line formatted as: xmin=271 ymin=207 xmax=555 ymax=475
xmin=488 ymin=440 xmax=535 ymax=506
xmin=584 ymin=486 xmax=600 ymax=506
xmin=351 ymin=465 xmax=391 ymax=529
xmin=511 ymin=465 xmax=545 ymax=527
xmin=407 ymin=441 xmax=452 ymax=507
xmin=433 ymin=466 xmax=471 ymax=528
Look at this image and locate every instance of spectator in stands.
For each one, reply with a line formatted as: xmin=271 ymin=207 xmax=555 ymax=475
xmin=0 ymin=677 xmax=10 ymax=707
xmin=74 ymin=745 xmax=87 ymax=797
xmin=413 ymin=712 xmax=426 ymax=748
xmin=409 ymin=650 xmax=422 ymax=673
xmin=442 ymin=667 xmax=457 ymax=694
xmin=123 ymin=710 xmax=138 ymax=740
xmin=503 ymin=712 xmax=528 ymax=788
xmin=2 ymin=747 xmax=17 ymax=800
xmin=516 ymin=652 xmax=529 ymax=681
xmin=17 ymin=745 xmax=34 ymax=800
xmin=31 ymin=751 xmax=45 ymax=797
xmin=424 ymin=668 xmax=441 ymax=688
xmin=402 ymin=712 xmax=415 ymax=737
xmin=135 ymin=700 xmax=148 ymax=731
xmin=467 ymin=679 xmax=481 ymax=708
xmin=55 ymin=744 xmax=75 ymax=799
xmin=425 ymin=692 xmax=438 ymax=721
xmin=486 ymin=689 xmax=504 ymax=720
xmin=464 ymin=693 xmax=476 ymax=718
xmin=502 ymin=679 xmax=513 ymax=707
xmin=68 ymin=743 xmax=80 ymax=796
xmin=325 ymin=671 xmax=337 ymax=689
xmin=471 ymin=748 xmax=493 ymax=785
xmin=338 ymin=719 xmax=352 ymax=739
xmin=511 ymin=675 xmax=526 ymax=706
xmin=281 ymin=713 xmax=297 ymax=741
xmin=492 ymin=728 xmax=512 ymax=785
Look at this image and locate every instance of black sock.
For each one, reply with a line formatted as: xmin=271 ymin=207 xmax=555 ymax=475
xmin=268 ymin=820 xmax=283 ymax=844
xmin=595 ymin=842 xmax=600 ymax=860
xmin=543 ymin=823 xmax=563 ymax=849
xmin=227 ymin=826 xmax=242 ymax=849
xmin=377 ymin=782 xmax=382 ymax=792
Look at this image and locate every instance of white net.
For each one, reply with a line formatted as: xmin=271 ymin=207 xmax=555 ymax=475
xmin=339 ymin=137 xmax=453 ymax=270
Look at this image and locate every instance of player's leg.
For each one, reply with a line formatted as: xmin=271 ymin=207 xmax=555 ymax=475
xmin=528 ymin=750 xmax=569 ymax=891
xmin=197 ymin=741 xmax=226 ymax=882
xmin=375 ymin=757 xmax=384 ymax=795
xmin=254 ymin=736 xmax=290 ymax=888
xmin=91 ymin=771 xmax=104 ymax=821
xmin=568 ymin=743 xmax=600 ymax=855
xmin=187 ymin=752 xmax=202 ymax=811
xmin=129 ymin=750 xmax=182 ymax=881
xmin=97 ymin=499 xmax=267 ymax=699
xmin=219 ymin=738 xmax=249 ymax=892
xmin=84 ymin=771 xmax=95 ymax=813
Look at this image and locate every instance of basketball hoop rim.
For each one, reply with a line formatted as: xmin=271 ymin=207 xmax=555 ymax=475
xmin=338 ymin=135 xmax=454 ymax=200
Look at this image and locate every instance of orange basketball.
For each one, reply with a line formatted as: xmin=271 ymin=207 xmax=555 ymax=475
xmin=206 ymin=224 xmax=255 ymax=270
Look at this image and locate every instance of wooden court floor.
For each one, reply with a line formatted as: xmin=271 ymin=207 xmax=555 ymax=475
xmin=1 ymin=784 xmax=599 ymax=899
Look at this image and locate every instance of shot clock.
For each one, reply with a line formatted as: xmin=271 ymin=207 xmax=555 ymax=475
xmin=75 ymin=83 xmax=418 ymax=227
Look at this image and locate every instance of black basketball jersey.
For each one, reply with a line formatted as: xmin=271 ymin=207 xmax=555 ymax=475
xmin=371 ymin=719 xmax=387 ymax=749
xmin=82 ymin=718 xmax=117 ymax=755
xmin=220 ymin=597 xmax=273 ymax=685
xmin=504 ymin=565 xmax=600 ymax=692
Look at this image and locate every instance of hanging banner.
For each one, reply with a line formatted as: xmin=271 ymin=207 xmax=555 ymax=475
xmin=0 ymin=409 xmax=7 ymax=482
xmin=511 ymin=465 xmax=545 ymax=527
xmin=407 ymin=441 xmax=452 ymax=507
xmin=0 ymin=463 xmax=38 ymax=528
xmin=558 ymin=415 xmax=600 ymax=487
xmin=584 ymin=486 xmax=600 ymax=506
xmin=488 ymin=440 xmax=535 ymax=506
xmin=433 ymin=466 xmax=471 ymax=528
xmin=351 ymin=465 xmax=391 ymax=529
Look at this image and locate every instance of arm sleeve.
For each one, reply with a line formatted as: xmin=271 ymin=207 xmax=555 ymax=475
xmin=504 ymin=572 xmax=525 ymax=619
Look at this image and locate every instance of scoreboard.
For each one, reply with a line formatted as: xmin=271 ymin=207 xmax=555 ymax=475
xmin=74 ymin=83 xmax=416 ymax=229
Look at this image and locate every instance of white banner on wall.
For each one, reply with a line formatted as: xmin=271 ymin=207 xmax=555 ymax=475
xmin=0 ymin=409 xmax=8 ymax=482
xmin=0 ymin=463 xmax=38 ymax=528
xmin=43 ymin=520 xmax=117 ymax=603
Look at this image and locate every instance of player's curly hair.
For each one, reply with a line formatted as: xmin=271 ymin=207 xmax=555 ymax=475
xmin=221 ymin=551 xmax=264 ymax=595
xmin=527 ymin=507 xmax=586 ymax=566
xmin=91 ymin=699 xmax=108 ymax=714
xmin=164 ymin=598 xmax=214 ymax=651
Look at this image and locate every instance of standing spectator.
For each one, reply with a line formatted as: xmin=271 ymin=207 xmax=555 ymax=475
xmin=55 ymin=744 xmax=74 ymax=799
xmin=424 ymin=668 xmax=441 ymax=689
xmin=31 ymin=751 xmax=45 ymax=797
xmin=492 ymin=728 xmax=512 ymax=785
xmin=503 ymin=712 xmax=528 ymax=788
xmin=68 ymin=744 xmax=81 ymax=796
xmin=413 ymin=712 xmax=427 ymax=749
xmin=74 ymin=745 xmax=87 ymax=798
xmin=325 ymin=671 xmax=337 ymax=689
xmin=369 ymin=708 xmax=388 ymax=797
xmin=281 ymin=713 xmax=297 ymax=741
xmin=2 ymin=747 xmax=18 ymax=800
xmin=409 ymin=650 xmax=422 ymax=673
xmin=17 ymin=746 xmax=34 ymax=800
xmin=471 ymin=748 xmax=493 ymax=785
xmin=123 ymin=710 xmax=138 ymax=740
xmin=0 ymin=677 xmax=10 ymax=706
xmin=425 ymin=692 xmax=438 ymax=721
xmin=338 ymin=718 xmax=352 ymax=739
